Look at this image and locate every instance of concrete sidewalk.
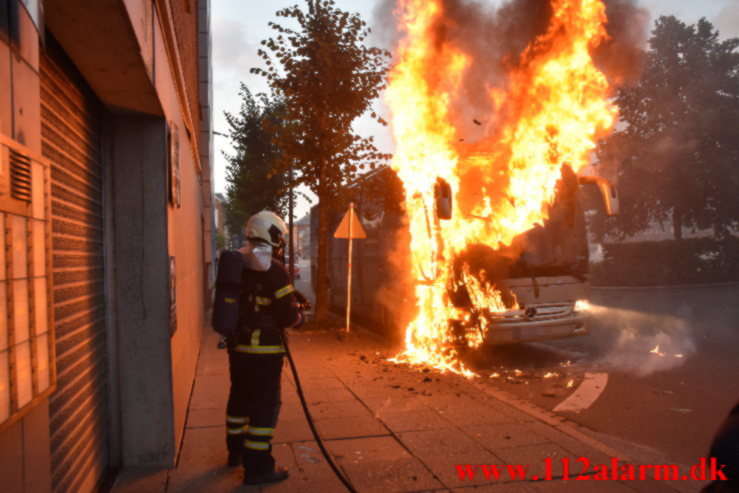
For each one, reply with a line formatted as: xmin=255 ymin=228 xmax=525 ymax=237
xmin=112 ymin=326 xmax=696 ymax=493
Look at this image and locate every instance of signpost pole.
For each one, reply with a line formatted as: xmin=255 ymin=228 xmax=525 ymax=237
xmin=333 ymin=202 xmax=364 ymax=337
xmin=346 ymin=203 xmax=353 ymax=333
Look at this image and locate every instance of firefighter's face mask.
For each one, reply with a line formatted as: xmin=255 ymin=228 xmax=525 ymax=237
xmin=243 ymin=240 xmax=273 ymax=271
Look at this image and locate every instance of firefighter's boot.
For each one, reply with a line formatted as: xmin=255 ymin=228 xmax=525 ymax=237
xmin=227 ymin=451 xmax=242 ymax=467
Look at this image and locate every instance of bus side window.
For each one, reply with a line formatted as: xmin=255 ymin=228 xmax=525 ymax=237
xmin=435 ymin=178 xmax=453 ymax=220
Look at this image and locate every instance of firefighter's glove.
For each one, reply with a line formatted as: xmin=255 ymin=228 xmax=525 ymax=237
xmin=294 ymin=290 xmax=312 ymax=312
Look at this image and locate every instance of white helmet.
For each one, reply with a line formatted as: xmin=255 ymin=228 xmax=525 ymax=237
xmin=246 ymin=211 xmax=288 ymax=248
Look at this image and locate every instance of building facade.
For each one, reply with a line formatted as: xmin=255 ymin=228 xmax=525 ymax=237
xmin=294 ymin=213 xmax=310 ymax=258
xmin=0 ymin=0 xmax=214 ymax=491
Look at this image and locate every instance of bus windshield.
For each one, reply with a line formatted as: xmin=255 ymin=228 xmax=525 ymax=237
xmin=509 ymin=195 xmax=589 ymax=278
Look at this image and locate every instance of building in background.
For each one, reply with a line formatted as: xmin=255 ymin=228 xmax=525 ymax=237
xmin=295 ymin=213 xmax=311 ymax=258
xmin=0 ymin=1 xmax=215 ymax=491
xmin=214 ymin=192 xmax=226 ymax=245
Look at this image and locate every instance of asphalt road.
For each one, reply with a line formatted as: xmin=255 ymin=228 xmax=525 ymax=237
xmin=472 ymin=284 xmax=739 ymax=468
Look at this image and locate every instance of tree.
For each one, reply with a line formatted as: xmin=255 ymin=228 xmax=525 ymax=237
xmin=594 ymin=16 xmax=739 ymax=241
xmin=222 ymin=85 xmax=289 ymax=241
xmin=216 ymin=231 xmax=226 ymax=251
xmin=252 ymin=0 xmax=390 ymax=321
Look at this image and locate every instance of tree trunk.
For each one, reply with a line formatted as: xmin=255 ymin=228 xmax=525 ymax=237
xmin=672 ymin=206 xmax=683 ymax=241
xmin=288 ymin=166 xmax=295 ymax=282
xmin=314 ymin=190 xmax=330 ymax=322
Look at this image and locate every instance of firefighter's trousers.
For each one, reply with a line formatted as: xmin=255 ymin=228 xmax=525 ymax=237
xmin=225 ymin=350 xmax=284 ymax=474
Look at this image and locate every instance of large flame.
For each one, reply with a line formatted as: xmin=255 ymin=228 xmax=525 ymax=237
xmin=386 ymin=0 xmax=618 ymax=374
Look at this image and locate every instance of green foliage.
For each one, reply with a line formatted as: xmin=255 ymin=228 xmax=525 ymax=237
xmin=594 ymin=16 xmax=739 ymax=241
xmin=215 ymin=231 xmax=226 ymax=251
xmin=222 ymin=85 xmax=289 ymax=236
xmin=590 ymin=237 xmax=739 ymax=286
xmin=251 ymin=0 xmax=391 ymax=198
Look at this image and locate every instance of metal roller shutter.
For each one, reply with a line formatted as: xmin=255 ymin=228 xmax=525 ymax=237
xmin=40 ymin=46 xmax=109 ymax=493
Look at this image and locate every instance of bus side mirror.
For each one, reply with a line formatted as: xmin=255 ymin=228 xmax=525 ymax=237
xmin=435 ymin=178 xmax=452 ymax=220
xmin=578 ymin=176 xmax=619 ymax=216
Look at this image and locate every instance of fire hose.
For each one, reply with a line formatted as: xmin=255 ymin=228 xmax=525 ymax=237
xmin=283 ymin=293 xmax=357 ymax=491
xmin=281 ymin=330 xmax=358 ymax=493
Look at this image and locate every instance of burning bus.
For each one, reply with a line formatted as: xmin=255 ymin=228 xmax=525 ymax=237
xmin=314 ymin=0 xmax=626 ymax=374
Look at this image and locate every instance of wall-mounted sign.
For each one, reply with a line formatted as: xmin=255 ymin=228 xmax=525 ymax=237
xmin=167 ymin=122 xmax=181 ymax=208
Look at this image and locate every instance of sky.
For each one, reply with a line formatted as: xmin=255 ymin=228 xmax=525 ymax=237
xmin=210 ymin=0 xmax=739 ymax=219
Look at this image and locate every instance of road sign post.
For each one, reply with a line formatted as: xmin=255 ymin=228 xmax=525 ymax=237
xmin=347 ymin=207 xmax=353 ymax=334
xmin=333 ymin=203 xmax=366 ymax=334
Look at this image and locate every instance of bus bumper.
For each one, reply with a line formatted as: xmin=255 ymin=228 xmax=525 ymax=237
xmin=485 ymin=313 xmax=589 ymax=345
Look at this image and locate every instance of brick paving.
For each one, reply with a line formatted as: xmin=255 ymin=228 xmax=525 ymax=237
xmin=112 ymin=326 xmax=692 ymax=493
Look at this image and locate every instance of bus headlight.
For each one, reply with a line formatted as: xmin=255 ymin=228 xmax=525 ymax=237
xmin=574 ymin=299 xmax=591 ymax=312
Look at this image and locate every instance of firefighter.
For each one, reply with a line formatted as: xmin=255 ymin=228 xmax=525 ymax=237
xmin=225 ymin=211 xmax=302 ymax=485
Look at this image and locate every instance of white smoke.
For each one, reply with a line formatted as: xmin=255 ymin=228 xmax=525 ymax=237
xmin=588 ymin=304 xmax=696 ymax=376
